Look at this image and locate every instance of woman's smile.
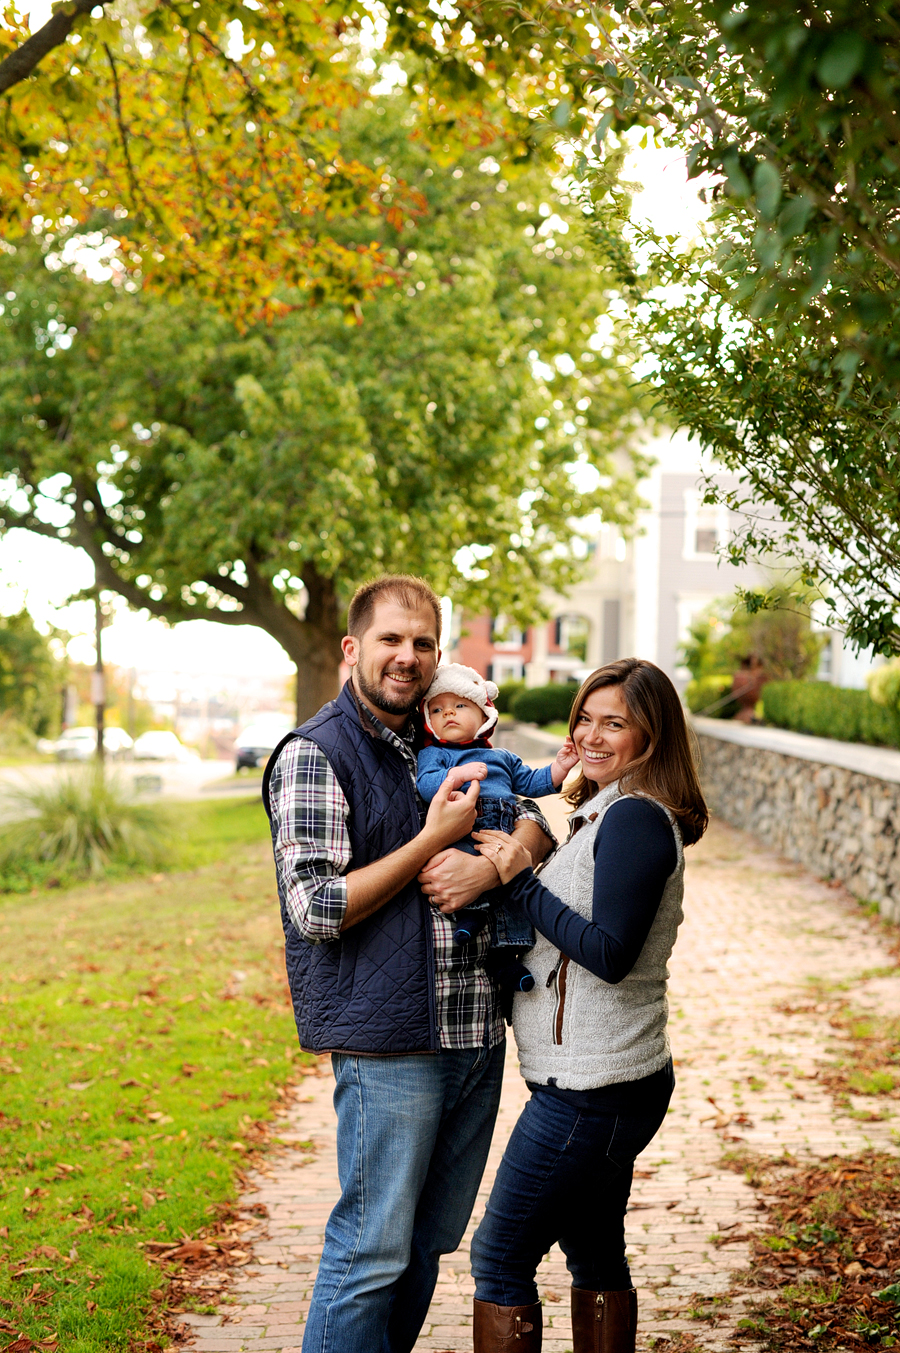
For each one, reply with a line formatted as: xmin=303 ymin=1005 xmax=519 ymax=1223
xmin=572 ymin=686 xmax=645 ymax=785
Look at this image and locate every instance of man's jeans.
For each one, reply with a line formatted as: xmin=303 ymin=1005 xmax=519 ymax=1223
xmin=302 ymin=1042 xmax=506 ymax=1353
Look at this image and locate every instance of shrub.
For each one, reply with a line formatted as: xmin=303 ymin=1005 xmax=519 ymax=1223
xmin=493 ymin=679 xmax=526 ymax=715
xmin=761 ymin=681 xmax=900 ymax=750
xmin=0 ymin=712 xmax=38 ymax=757
xmin=511 ymin=683 xmax=576 ymax=726
xmin=0 ymin=768 xmax=173 ymax=884
xmin=867 ymin=659 xmax=900 ymax=711
xmin=685 ymin=674 xmax=740 ymax=719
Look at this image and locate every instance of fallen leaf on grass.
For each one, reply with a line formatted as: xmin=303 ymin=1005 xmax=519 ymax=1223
xmin=119 ymin=1079 xmax=141 ymax=1089
xmin=66 ymin=1081 xmax=93 ymax=1092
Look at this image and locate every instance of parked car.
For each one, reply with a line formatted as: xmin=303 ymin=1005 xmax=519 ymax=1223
xmin=132 ymin=730 xmax=196 ymax=762
xmin=233 ymin=720 xmax=293 ymax=771
xmin=53 ymin=726 xmax=134 ymax=761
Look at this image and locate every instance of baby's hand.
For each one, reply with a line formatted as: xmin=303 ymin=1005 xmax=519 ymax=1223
xmin=551 ymin=738 xmax=580 ymax=787
xmin=444 ymin=762 xmax=488 ymax=792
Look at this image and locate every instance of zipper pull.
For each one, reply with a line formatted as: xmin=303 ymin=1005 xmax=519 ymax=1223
xmin=546 ymin=951 xmax=564 ymax=988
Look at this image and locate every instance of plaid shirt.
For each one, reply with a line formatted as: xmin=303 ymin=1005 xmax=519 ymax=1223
xmin=267 ymin=698 xmax=554 ymax=1051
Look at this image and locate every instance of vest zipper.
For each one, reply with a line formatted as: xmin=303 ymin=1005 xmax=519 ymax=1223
xmin=548 ymin=953 xmax=569 ymax=1045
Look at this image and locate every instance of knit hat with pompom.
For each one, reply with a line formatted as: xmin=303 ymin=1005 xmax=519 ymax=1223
xmin=422 ymin=663 xmax=499 ymax=742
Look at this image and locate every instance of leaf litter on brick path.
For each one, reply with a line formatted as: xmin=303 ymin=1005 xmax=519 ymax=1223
xmin=710 ymin=1151 xmax=900 ymax=1349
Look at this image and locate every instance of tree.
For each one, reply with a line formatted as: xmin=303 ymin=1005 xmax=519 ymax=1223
xmin=575 ymin=0 xmax=900 ymax=654
xmin=0 ymin=96 xmax=647 ymax=719
xmin=0 ymin=0 xmax=596 ymax=321
xmin=680 ymin=589 xmax=823 ymax=684
xmin=0 ymin=608 xmax=64 ymax=737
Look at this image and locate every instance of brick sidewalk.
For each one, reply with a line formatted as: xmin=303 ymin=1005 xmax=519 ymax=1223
xmin=178 ymin=817 xmax=900 ymax=1353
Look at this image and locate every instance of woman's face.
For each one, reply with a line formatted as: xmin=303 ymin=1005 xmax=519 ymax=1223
xmin=572 ymin=685 xmax=646 ymax=788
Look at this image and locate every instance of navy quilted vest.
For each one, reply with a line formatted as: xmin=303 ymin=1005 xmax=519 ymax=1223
xmin=262 ymin=680 xmax=438 ymax=1055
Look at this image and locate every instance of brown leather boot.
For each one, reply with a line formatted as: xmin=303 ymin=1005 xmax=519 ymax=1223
xmin=472 ymin=1297 xmax=542 ymax=1351
xmin=570 ymin=1288 xmax=637 ymax=1353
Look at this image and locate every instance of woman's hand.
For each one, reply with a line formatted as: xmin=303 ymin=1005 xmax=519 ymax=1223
xmin=472 ymin=828 xmax=533 ymax=884
xmin=423 ymin=773 xmax=480 ymax=849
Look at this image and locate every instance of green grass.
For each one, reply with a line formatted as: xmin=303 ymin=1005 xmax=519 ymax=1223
xmin=0 ymin=800 xmax=310 ymax=1351
xmin=0 ymin=794 xmax=266 ymax=894
xmin=541 ymin=722 xmax=570 ymax=737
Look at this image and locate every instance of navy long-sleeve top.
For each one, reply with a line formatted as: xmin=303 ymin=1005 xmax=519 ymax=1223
xmin=509 ymin=794 xmax=679 ymax=1111
xmin=507 ymin=796 xmax=677 ymax=985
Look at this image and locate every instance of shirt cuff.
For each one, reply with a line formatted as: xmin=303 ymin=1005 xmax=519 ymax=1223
xmin=514 ymin=799 xmax=557 ymax=848
xmin=286 ymin=875 xmax=349 ymax=943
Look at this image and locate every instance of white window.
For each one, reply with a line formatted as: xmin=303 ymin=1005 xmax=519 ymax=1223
xmin=491 ymin=616 xmax=525 ymax=650
xmin=683 ymin=490 xmax=729 ymax=561
xmin=492 ymin=660 xmax=524 ymax=683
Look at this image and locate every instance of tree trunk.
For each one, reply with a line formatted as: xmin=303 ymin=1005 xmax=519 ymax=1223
xmin=291 ymin=568 xmax=344 ymax=722
xmin=236 ymin=563 xmax=344 ymax=723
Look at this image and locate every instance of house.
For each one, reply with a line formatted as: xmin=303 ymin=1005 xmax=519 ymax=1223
xmin=448 ymin=429 xmax=875 ymax=690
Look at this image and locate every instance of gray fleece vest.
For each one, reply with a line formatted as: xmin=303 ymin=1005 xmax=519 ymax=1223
xmin=513 ymin=780 xmax=684 ymax=1090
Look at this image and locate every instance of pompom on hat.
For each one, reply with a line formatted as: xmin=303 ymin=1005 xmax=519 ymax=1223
xmin=422 ymin=663 xmax=499 ymax=742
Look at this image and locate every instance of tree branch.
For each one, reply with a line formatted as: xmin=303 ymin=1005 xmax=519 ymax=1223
xmin=0 ymin=0 xmax=109 ymax=96
xmin=103 ymin=42 xmax=142 ymax=211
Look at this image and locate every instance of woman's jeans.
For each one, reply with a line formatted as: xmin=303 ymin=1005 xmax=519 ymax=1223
xmin=470 ymin=1068 xmax=674 ymax=1305
xmin=302 ymin=1043 xmax=506 ymax=1353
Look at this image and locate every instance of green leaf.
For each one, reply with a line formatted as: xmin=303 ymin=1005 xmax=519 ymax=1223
xmin=753 ymin=160 xmax=781 ymax=219
xmin=778 ymin=195 xmax=812 ymax=240
xmin=723 ymin=151 xmax=751 ymax=198
xmin=817 ymin=33 xmax=866 ymax=88
xmin=594 ymin=109 xmax=615 ymax=144
xmin=552 ymin=98 xmax=571 ymax=127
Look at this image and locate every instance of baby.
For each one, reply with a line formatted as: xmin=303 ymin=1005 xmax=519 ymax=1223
xmin=417 ymin=664 xmax=578 ymax=999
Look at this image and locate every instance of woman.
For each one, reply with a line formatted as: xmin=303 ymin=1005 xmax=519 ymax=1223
xmin=468 ymin=658 xmax=708 ymax=1353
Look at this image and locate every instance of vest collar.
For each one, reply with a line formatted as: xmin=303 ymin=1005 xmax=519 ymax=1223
xmin=567 ymin=780 xmax=622 ymax=837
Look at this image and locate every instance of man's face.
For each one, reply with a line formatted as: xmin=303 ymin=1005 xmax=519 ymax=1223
xmin=342 ymin=599 xmax=440 ymax=719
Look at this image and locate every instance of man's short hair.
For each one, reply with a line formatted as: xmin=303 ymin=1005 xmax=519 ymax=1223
xmin=347 ymin=574 xmax=443 ymax=642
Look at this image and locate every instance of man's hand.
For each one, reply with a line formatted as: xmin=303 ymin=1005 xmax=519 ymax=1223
xmin=418 ymin=849 xmax=500 ymax=914
xmin=341 ymin=776 xmax=480 ymax=931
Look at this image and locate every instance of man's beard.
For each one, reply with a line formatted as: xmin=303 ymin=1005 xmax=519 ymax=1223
xmin=355 ymin=664 xmax=427 ymax=717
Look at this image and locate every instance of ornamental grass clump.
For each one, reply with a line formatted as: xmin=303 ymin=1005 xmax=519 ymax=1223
xmin=0 ymin=768 xmax=173 ymax=883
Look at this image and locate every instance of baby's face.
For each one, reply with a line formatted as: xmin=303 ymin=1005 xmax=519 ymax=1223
xmin=427 ymin=693 xmax=484 ymax=743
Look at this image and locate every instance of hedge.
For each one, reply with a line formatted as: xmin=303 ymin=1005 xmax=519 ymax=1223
xmin=494 ymin=679 xmax=526 ymax=715
xmin=761 ymin=681 xmax=900 ymax=750
xmin=684 ymin=674 xmax=740 ymax=720
xmin=511 ymin=683 xmax=576 ymax=726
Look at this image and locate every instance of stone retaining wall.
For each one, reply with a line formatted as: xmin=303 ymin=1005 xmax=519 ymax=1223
xmin=695 ymin=724 xmax=900 ymax=924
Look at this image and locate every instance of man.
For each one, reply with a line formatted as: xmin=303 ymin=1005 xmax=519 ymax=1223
xmin=263 ymin=574 xmax=554 ymax=1353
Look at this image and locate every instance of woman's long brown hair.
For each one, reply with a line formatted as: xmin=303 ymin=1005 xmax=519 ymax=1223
xmin=563 ymin=658 xmax=709 ymax=846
